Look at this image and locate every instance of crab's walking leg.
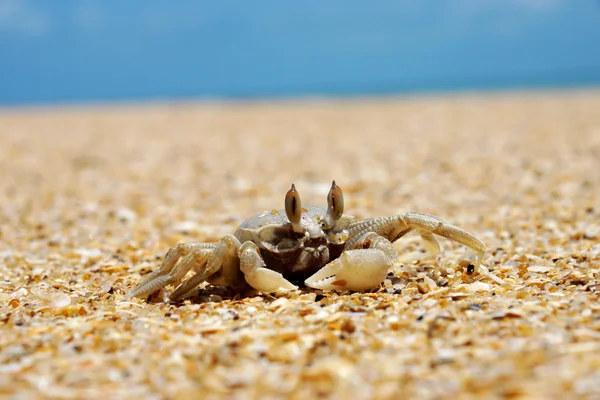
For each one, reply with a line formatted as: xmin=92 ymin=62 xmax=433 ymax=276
xmin=305 ymin=232 xmax=397 ymax=291
xmin=127 ymin=243 xmax=216 ymax=299
xmin=416 ymin=232 xmax=440 ymax=255
xmin=350 ymin=212 xmax=486 ymax=267
xmin=168 ymin=235 xmax=242 ymax=302
xmin=401 ymin=213 xmax=485 ymax=266
xmin=239 ymin=242 xmax=298 ymax=292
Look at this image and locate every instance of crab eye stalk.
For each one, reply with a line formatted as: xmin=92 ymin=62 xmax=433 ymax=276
xmin=285 ymin=183 xmax=302 ymax=225
xmin=324 ymin=180 xmax=344 ymax=230
xmin=327 ymin=180 xmax=344 ymax=221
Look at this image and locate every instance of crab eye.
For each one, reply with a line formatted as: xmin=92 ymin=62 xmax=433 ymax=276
xmin=327 ymin=180 xmax=344 ymax=220
xmin=285 ymin=183 xmax=302 ymax=225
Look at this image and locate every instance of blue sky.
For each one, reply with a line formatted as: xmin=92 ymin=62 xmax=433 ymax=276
xmin=1 ymin=0 xmax=600 ymax=105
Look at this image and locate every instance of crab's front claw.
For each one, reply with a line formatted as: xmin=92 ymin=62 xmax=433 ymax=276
xmin=239 ymin=241 xmax=298 ymax=293
xmin=245 ymin=268 xmax=299 ymax=293
xmin=305 ymin=248 xmax=394 ymax=291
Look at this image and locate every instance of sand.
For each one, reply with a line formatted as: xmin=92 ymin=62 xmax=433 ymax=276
xmin=1 ymin=90 xmax=599 ymax=399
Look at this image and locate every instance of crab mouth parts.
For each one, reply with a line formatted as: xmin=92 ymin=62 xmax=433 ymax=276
xmin=304 ymin=247 xmax=321 ymax=256
xmin=304 ymin=244 xmax=330 ymax=261
xmin=289 ymin=244 xmax=330 ymax=276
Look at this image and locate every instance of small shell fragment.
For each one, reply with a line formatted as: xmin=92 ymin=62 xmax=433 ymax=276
xmin=49 ymin=293 xmax=71 ymax=309
xmin=463 ymin=281 xmax=490 ymax=292
xmin=268 ymin=297 xmax=291 ymax=311
xmin=171 ymin=221 xmax=202 ymax=233
xmin=491 ymin=310 xmax=525 ymax=319
xmin=94 ymin=278 xmax=117 ymax=295
xmin=527 ymin=265 xmax=553 ymax=273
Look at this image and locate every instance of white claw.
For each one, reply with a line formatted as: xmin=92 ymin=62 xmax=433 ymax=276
xmin=244 ymin=268 xmax=298 ymax=293
xmin=239 ymin=241 xmax=298 ymax=293
xmin=305 ymin=249 xmax=393 ymax=291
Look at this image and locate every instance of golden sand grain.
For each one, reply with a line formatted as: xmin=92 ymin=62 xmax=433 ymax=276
xmin=1 ymin=91 xmax=599 ymax=399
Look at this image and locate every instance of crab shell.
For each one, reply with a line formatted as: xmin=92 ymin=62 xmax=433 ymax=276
xmin=235 ymin=206 xmax=351 ymax=282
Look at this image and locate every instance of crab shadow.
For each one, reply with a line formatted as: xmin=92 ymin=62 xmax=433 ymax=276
xmin=157 ymin=279 xmax=390 ymax=306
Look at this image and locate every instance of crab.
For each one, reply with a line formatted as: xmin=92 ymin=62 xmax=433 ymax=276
xmin=128 ymin=181 xmax=485 ymax=302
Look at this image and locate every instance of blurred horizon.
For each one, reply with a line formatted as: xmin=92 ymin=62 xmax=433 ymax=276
xmin=1 ymin=0 xmax=600 ymax=106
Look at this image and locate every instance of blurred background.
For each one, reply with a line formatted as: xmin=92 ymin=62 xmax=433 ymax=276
xmin=1 ymin=0 xmax=599 ymax=106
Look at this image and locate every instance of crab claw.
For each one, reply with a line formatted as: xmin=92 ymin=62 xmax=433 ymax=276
xmin=244 ymin=268 xmax=298 ymax=293
xmin=239 ymin=241 xmax=298 ymax=293
xmin=304 ymin=248 xmax=394 ymax=291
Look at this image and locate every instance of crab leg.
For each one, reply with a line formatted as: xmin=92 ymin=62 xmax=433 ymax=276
xmin=168 ymin=235 xmax=242 ymax=302
xmin=127 ymin=242 xmax=216 ymax=299
xmin=305 ymin=232 xmax=397 ymax=291
xmin=418 ymin=231 xmax=441 ymax=255
xmin=349 ymin=212 xmax=485 ymax=267
xmin=239 ymin=241 xmax=298 ymax=292
xmin=400 ymin=213 xmax=485 ymax=266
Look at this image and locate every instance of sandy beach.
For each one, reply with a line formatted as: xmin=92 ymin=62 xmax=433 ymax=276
xmin=1 ymin=90 xmax=599 ymax=399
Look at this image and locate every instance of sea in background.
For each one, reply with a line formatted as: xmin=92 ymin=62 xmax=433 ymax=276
xmin=1 ymin=0 xmax=600 ymax=106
